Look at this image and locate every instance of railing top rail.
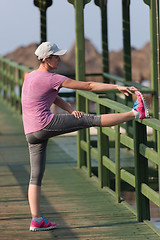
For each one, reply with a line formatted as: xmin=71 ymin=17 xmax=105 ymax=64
xmin=0 ymin=56 xmax=32 ymax=73
xmin=77 ymin=90 xmax=160 ymax=131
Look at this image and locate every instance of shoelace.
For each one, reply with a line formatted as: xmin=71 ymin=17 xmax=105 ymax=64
xmin=42 ymin=216 xmax=49 ymax=224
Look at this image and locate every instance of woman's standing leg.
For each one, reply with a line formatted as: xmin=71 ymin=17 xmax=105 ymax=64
xmin=28 ymin=184 xmax=41 ymax=218
xmin=26 ymin=138 xmax=57 ymax=231
xmin=27 ymin=140 xmax=48 ymax=218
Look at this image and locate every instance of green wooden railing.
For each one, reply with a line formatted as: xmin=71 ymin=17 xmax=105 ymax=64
xmin=76 ymin=89 xmax=160 ymax=225
xmin=0 ymin=57 xmax=31 ymax=114
xmin=68 ymin=0 xmax=160 ymax=230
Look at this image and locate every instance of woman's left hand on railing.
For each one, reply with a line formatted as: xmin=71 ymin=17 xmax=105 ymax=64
xmin=117 ymin=86 xmax=138 ymax=96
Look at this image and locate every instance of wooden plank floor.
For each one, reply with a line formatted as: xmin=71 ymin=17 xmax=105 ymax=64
xmin=0 ymin=99 xmax=160 ymax=240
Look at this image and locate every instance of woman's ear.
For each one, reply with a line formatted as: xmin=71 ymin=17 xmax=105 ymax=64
xmin=43 ymin=57 xmax=48 ymax=62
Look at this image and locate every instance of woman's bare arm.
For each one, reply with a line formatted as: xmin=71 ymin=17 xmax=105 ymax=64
xmin=61 ymin=78 xmax=137 ymax=96
xmin=54 ymin=96 xmax=83 ymax=118
xmin=54 ymin=96 xmax=74 ymax=113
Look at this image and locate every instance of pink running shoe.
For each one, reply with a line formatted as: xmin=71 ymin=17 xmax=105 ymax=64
xmin=132 ymin=91 xmax=150 ymax=119
xmin=30 ymin=216 xmax=57 ymax=231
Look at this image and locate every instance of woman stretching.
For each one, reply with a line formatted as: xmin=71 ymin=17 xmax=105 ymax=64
xmin=21 ymin=42 xmax=149 ymax=231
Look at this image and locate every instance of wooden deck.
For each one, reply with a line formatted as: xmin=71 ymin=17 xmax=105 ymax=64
xmin=0 ymin=99 xmax=160 ymax=240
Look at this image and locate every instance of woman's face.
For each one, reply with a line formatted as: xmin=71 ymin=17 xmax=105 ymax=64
xmin=46 ymin=55 xmax=61 ymax=70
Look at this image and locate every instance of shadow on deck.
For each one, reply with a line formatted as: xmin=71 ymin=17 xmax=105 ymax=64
xmin=0 ymin=99 xmax=160 ymax=240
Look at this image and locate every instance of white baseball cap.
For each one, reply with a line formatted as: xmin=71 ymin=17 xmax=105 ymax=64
xmin=35 ymin=42 xmax=67 ymax=60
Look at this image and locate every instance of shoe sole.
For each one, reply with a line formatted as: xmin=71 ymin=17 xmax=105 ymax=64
xmin=136 ymin=91 xmax=150 ymax=118
xmin=30 ymin=226 xmax=57 ymax=231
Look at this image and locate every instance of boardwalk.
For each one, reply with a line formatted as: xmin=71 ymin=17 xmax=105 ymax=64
xmin=0 ymin=99 xmax=160 ymax=240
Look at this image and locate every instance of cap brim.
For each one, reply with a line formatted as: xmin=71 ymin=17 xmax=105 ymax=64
xmin=53 ymin=49 xmax=67 ymax=56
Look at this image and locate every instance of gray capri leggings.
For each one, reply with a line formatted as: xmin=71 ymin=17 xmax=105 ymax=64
xmin=26 ymin=113 xmax=101 ymax=186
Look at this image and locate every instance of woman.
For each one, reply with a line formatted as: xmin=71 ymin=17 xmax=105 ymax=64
xmin=21 ymin=42 xmax=149 ymax=231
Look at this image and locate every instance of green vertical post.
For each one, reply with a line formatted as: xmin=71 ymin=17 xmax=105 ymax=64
xmin=10 ymin=65 xmax=14 ymax=108
xmin=18 ymin=69 xmax=23 ymax=114
xmin=11 ymin=66 xmax=16 ymax=110
xmin=143 ymin=0 xmax=159 ymax=148
xmin=122 ymin=0 xmax=132 ymax=136
xmin=68 ymin=0 xmax=91 ymax=168
xmin=115 ymin=124 xmax=121 ymax=203
xmin=34 ymin=0 xmax=53 ymax=43
xmin=86 ymin=98 xmax=91 ymax=177
xmin=122 ymin=0 xmax=131 ymax=84
xmin=75 ymin=0 xmax=86 ymax=169
xmin=75 ymin=1 xmax=85 ymax=82
xmin=95 ymin=0 xmax=109 ymax=82
xmin=157 ymin=0 xmax=160 ymax=121
xmin=3 ymin=61 xmax=7 ymax=100
xmin=156 ymin=0 xmax=160 ymax=120
xmin=157 ymin=131 xmax=160 ymax=203
xmin=97 ymin=95 xmax=110 ymax=188
xmin=0 ymin=59 xmax=2 ymax=95
xmin=134 ymin=120 xmax=150 ymax=222
xmin=40 ymin=6 xmax=47 ymax=42
xmin=76 ymin=94 xmax=86 ymax=168
xmin=149 ymin=0 xmax=159 ymax=120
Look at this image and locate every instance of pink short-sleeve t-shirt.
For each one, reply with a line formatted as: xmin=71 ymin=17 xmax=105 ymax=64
xmin=21 ymin=71 xmax=67 ymax=134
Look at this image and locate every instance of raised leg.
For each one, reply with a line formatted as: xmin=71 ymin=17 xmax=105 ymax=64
xmin=101 ymin=111 xmax=135 ymax=127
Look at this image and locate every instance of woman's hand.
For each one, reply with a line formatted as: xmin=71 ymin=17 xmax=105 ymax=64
xmin=72 ymin=110 xmax=83 ymax=118
xmin=117 ymin=86 xmax=138 ymax=96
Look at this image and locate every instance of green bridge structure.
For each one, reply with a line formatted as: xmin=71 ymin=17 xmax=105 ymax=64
xmin=0 ymin=0 xmax=160 ymax=239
